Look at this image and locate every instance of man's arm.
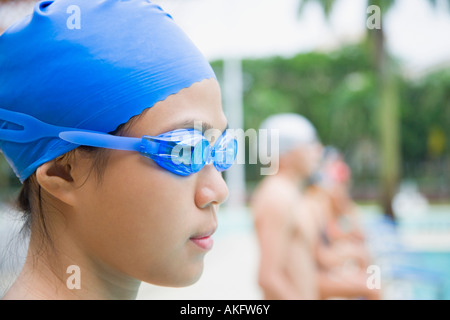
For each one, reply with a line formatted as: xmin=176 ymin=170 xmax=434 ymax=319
xmin=252 ymin=184 xmax=306 ymax=300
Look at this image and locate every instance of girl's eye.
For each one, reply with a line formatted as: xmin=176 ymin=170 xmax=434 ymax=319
xmin=179 ymin=146 xmax=192 ymax=165
xmin=209 ymin=136 xmax=217 ymax=145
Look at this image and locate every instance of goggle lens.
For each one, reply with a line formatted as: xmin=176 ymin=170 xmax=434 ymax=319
xmin=141 ymin=129 xmax=237 ymax=176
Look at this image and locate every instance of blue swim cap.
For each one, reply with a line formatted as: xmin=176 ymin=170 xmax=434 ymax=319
xmin=0 ymin=0 xmax=216 ymax=182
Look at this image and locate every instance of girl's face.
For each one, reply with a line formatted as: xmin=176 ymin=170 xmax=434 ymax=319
xmin=69 ymin=79 xmax=229 ymax=287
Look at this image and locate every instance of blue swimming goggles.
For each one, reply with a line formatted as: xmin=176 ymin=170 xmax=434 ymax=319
xmin=0 ymin=108 xmax=238 ymax=176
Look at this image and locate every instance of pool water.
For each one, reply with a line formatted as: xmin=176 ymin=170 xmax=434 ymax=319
xmin=361 ymin=205 xmax=450 ymax=300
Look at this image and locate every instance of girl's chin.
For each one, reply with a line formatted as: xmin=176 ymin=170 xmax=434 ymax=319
xmin=143 ymin=262 xmax=205 ymax=288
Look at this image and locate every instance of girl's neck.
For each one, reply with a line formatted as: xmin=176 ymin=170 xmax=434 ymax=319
xmin=3 ymin=235 xmax=141 ymax=300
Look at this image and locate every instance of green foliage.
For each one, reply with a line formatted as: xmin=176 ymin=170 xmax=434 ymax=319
xmin=400 ymin=70 xmax=450 ymax=161
xmin=244 ymin=49 xmax=377 ymax=149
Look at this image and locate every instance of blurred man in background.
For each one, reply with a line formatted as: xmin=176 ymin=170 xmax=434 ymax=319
xmin=305 ymin=147 xmax=380 ymax=300
xmin=251 ymin=114 xmax=380 ymax=300
xmin=250 ymin=113 xmax=323 ymax=299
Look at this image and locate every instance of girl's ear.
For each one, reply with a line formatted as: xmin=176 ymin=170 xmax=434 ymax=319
xmin=36 ymin=161 xmax=76 ymax=207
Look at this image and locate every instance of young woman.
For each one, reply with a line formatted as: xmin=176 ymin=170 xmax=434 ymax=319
xmin=0 ymin=0 xmax=237 ymax=300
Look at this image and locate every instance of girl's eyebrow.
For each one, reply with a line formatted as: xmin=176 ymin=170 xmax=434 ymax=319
xmin=169 ymin=119 xmax=229 ymax=133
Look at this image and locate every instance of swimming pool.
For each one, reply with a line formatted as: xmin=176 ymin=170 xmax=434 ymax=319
xmin=361 ymin=205 xmax=450 ymax=300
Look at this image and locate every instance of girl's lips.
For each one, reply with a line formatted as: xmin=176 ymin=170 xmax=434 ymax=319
xmin=190 ymin=228 xmax=216 ymax=251
xmin=190 ymin=236 xmax=214 ymax=251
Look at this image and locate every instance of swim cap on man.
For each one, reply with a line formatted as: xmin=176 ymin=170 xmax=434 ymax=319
xmin=259 ymin=113 xmax=319 ymax=156
xmin=0 ymin=0 xmax=216 ymax=182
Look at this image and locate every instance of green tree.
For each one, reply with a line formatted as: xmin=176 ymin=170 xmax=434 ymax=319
xmin=298 ymin=0 xmax=449 ymax=217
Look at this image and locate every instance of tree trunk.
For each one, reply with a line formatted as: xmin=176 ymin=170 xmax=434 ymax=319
xmin=379 ymin=69 xmax=400 ymax=219
xmin=369 ymin=11 xmax=401 ymax=219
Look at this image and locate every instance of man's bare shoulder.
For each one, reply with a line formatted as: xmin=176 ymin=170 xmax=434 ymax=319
xmin=252 ymin=175 xmax=297 ymax=199
xmin=250 ymin=176 xmax=298 ymax=220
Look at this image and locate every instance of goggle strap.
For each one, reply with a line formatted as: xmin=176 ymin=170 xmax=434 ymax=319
xmin=0 ymin=108 xmax=144 ymax=152
xmin=0 ymin=108 xmax=65 ymax=143
xmin=59 ymin=131 xmax=142 ymax=151
xmin=0 ymin=108 xmax=237 ymax=174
